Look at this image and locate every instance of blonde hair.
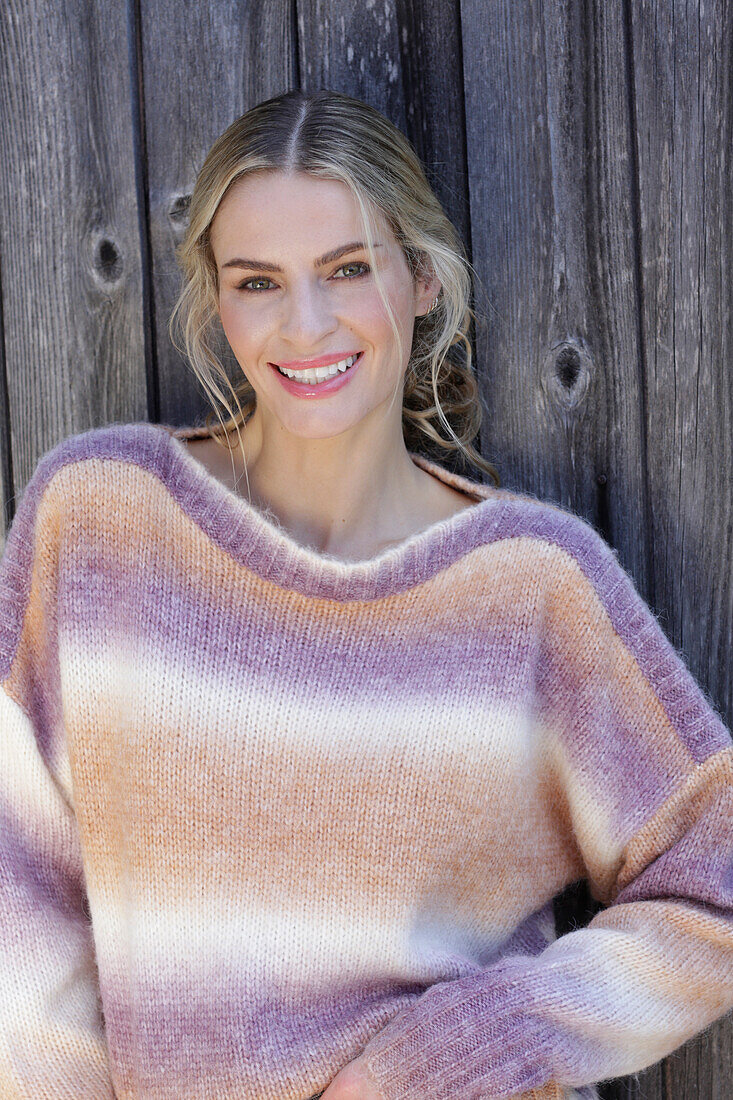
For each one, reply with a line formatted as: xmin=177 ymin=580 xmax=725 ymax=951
xmin=168 ymin=89 xmax=500 ymax=487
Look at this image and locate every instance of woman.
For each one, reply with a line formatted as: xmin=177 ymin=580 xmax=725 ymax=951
xmin=0 ymin=89 xmax=731 ymax=1100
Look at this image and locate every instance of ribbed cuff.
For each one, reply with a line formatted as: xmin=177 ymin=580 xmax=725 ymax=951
xmin=362 ymin=963 xmax=558 ymax=1100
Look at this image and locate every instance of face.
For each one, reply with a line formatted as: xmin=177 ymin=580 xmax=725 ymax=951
xmin=210 ymin=170 xmax=438 ymax=441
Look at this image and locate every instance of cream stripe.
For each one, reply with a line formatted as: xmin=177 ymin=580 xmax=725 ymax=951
xmin=0 ymin=686 xmax=73 ymax=830
xmin=63 ymin=640 xmax=536 ymax=760
xmin=91 ymin=896 xmax=512 ymax=989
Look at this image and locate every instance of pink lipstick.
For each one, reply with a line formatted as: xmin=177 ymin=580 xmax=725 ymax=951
xmin=269 ymin=351 xmax=364 ymax=398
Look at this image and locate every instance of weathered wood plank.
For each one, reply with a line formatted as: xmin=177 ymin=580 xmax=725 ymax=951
xmin=628 ymin=1 xmax=733 ymax=1095
xmin=629 ymin=0 xmax=733 ymax=713
xmin=0 ymin=0 xmax=148 ymax=548
xmin=297 ymin=0 xmax=471 ymax=255
xmin=460 ymin=0 xmax=647 ymax=583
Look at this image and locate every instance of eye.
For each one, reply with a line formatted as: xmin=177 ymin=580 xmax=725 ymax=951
xmin=236 ymin=276 xmax=274 ymax=292
xmin=332 ymin=261 xmax=370 ymax=280
xmin=235 ymin=261 xmax=370 ymax=293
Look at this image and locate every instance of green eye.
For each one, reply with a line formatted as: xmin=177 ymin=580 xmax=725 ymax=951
xmin=333 ymin=262 xmax=370 ymax=279
xmin=236 ymin=277 xmax=274 ymax=292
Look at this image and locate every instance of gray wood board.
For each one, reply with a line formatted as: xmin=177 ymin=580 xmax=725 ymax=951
xmin=0 ymin=0 xmax=149 ymax=541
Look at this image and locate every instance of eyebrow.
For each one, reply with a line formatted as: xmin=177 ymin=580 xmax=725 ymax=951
xmin=220 ymin=241 xmax=382 ymax=273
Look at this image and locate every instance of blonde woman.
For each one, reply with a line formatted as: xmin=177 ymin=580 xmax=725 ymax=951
xmin=1 ymin=89 xmax=731 ymax=1100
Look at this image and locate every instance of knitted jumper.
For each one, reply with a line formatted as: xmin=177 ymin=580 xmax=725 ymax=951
xmin=1 ymin=420 xmax=731 ymax=1100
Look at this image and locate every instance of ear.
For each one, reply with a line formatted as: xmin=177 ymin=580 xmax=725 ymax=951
xmin=414 ymin=259 xmax=442 ymax=318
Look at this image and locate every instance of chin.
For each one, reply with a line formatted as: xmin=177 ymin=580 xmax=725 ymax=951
xmin=276 ymin=415 xmax=368 ymax=441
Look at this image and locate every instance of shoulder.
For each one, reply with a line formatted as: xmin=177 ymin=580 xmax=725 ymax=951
xmin=415 ymin=453 xmax=618 ymax=588
xmin=0 ymin=421 xmax=174 ymax=673
xmin=460 ymin=480 xmax=655 ymax=657
xmin=2 ymin=419 xmax=173 ymax=585
xmin=471 ymin=479 xmax=620 ymax=589
xmin=10 ymin=420 xmax=174 ymax=517
xmin=491 ymin=490 xmax=684 ymax=713
xmin=24 ymin=419 xmax=171 ymax=488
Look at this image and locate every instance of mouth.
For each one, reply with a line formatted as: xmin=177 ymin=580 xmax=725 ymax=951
xmin=270 ymin=351 xmax=363 ymax=385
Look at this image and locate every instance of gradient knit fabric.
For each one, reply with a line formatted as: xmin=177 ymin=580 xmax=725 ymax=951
xmin=1 ymin=420 xmax=732 ymax=1100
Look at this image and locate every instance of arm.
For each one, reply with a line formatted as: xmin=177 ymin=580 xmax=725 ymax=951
xmin=0 ymin=456 xmax=116 ymax=1098
xmin=359 ymin=516 xmax=733 ymax=1100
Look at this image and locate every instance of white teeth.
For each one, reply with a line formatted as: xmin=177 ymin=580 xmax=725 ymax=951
xmin=277 ymin=353 xmax=359 ymax=384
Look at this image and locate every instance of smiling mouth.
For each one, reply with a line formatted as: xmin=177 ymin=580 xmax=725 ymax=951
xmin=272 ymin=352 xmax=363 ymax=384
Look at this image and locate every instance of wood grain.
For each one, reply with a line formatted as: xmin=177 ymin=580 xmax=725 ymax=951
xmin=0 ymin=0 xmax=148 ymax=534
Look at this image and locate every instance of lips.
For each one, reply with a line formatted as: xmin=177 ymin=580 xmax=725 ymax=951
xmin=270 ymin=351 xmax=363 ymax=372
xmin=269 ymin=351 xmax=365 ymax=397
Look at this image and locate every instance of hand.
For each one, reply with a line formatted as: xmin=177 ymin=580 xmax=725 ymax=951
xmin=319 ymin=1052 xmax=386 ymax=1100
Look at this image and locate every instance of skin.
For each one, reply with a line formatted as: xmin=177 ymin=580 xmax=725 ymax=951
xmin=191 ymin=169 xmax=476 ymax=563
xmin=317 ymin=1053 xmax=384 ymax=1100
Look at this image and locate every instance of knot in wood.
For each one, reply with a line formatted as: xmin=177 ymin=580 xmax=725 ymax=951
xmin=168 ymin=194 xmax=191 ymax=225
xmin=94 ymin=238 xmax=123 ymax=284
xmin=541 ymin=338 xmax=592 ymax=411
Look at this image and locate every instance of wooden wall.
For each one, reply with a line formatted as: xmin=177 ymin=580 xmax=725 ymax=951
xmin=1 ymin=1 xmax=731 ymax=1096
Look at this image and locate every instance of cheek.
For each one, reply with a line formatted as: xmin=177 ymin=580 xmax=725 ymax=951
xmin=218 ymin=296 xmax=273 ymax=357
xmin=218 ymin=297 xmax=248 ymax=342
xmin=356 ymin=281 xmax=414 ymax=337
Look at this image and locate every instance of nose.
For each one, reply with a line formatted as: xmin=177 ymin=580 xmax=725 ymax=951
xmin=277 ymin=281 xmax=338 ymax=348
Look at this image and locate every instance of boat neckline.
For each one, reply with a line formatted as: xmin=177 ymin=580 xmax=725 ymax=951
xmin=151 ymin=421 xmax=505 ymax=601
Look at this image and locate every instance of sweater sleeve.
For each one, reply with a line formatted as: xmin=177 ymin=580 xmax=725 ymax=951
xmin=0 ymin=457 xmax=116 ymax=1098
xmin=361 ymin=516 xmax=733 ymax=1100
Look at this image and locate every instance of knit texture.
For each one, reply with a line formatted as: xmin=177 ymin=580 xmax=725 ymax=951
xmin=0 ymin=419 xmax=731 ymax=1100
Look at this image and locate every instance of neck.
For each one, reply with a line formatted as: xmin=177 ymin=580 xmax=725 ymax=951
xmin=220 ymin=410 xmax=435 ymax=560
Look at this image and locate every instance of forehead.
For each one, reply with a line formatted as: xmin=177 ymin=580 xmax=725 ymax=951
xmin=209 ymin=171 xmax=393 ymax=258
